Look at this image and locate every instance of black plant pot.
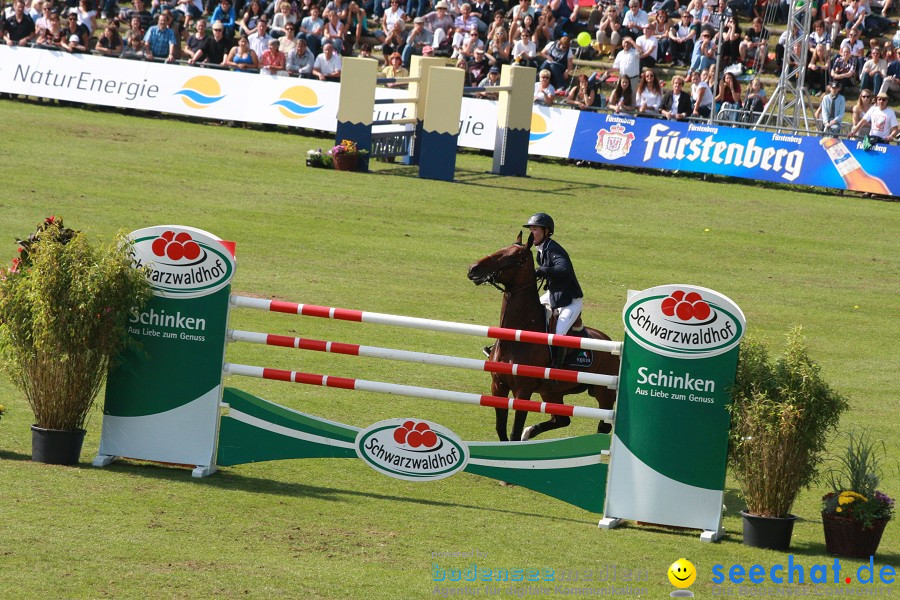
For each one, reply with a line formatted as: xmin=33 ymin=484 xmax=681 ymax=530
xmin=31 ymin=425 xmax=86 ymax=466
xmin=742 ymin=510 xmax=797 ymax=550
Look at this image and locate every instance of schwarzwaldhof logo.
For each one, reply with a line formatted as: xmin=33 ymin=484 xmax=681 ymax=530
xmin=356 ymin=419 xmax=469 ymax=482
xmin=623 ymin=285 xmax=745 ymax=359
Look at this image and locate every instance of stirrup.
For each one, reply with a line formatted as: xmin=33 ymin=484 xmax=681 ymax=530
xmin=483 ymin=345 xmax=493 ymax=358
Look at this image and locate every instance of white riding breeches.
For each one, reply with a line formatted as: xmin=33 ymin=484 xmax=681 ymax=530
xmin=540 ymin=292 xmax=583 ymax=336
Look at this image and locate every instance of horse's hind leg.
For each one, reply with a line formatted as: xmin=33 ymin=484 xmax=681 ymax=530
xmin=590 ymin=385 xmax=616 ymax=435
xmin=492 ymin=380 xmax=511 ymax=441
xmin=511 ymin=410 xmax=529 ymax=442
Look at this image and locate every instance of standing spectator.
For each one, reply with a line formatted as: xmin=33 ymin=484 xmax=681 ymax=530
xmin=206 ymin=19 xmax=232 ymax=63
xmin=260 ymin=37 xmax=287 ymax=74
xmin=4 ymin=0 xmax=36 ymax=46
xmin=816 ymin=81 xmax=846 ymax=135
xmin=247 ymin=17 xmax=272 ymax=56
xmin=286 ymin=36 xmax=315 ymax=76
xmin=312 ymin=41 xmax=342 ymax=80
xmin=209 ymin=0 xmax=236 ymax=38
xmin=850 ymin=92 xmax=898 ymax=142
xmin=298 ymin=4 xmax=324 ymax=55
xmin=621 ymin=0 xmax=648 ymax=40
xmin=860 ymin=47 xmax=887 ymax=92
xmin=534 ymin=68 xmax=556 ymax=105
xmin=96 ymin=21 xmax=124 ymax=55
xmin=144 ymin=13 xmax=177 ymax=61
xmin=635 ymin=23 xmax=657 ymax=68
xmin=660 ymin=75 xmax=691 ymax=120
xmin=402 ymin=16 xmax=433 ymax=67
xmin=538 ymin=34 xmax=573 ymax=88
xmin=604 ymin=35 xmax=639 ymax=89
xmin=690 ymin=69 xmax=712 ymax=118
xmin=184 ymin=17 xmax=211 ymax=63
xmin=226 ymin=34 xmax=259 ymax=69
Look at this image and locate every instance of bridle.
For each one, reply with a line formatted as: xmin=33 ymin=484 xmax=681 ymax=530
xmin=474 ymin=244 xmax=542 ymax=294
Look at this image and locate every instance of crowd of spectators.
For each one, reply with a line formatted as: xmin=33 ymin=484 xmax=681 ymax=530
xmin=2 ymin=0 xmax=898 ymax=138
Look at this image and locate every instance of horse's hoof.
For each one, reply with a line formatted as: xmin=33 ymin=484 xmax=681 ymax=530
xmin=598 ymin=422 xmax=612 ymax=435
xmin=521 ymin=425 xmax=536 ymax=441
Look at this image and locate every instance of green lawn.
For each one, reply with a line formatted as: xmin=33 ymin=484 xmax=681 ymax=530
xmin=0 ymin=99 xmax=897 ymax=599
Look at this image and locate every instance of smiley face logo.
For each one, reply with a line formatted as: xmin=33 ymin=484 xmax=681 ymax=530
xmin=668 ymin=559 xmax=696 ymax=589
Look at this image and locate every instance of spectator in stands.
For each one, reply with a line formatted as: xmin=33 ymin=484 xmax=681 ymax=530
xmin=247 ymin=17 xmax=272 ymax=56
xmin=652 ymin=10 xmax=670 ymax=62
xmin=687 ymin=0 xmax=710 ymax=24
xmin=860 ymin=46 xmax=888 ymax=92
xmin=512 ymin=0 xmax=535 ymax=24
xmin=182 ymin=18 xmax=210 ymax=62
xmin=690 ymin=69 xmax=712 ymax=117
xmin=381 ymin=51 xmax=409 ymax=84
xmin=36 ymin=10 xmax=64 ymax=46
xmin=819 ymin=0 xmax=843 ymax=43
xmin=809 ymin=19 xmax=831 ymax=53
xmin=881 ymin=51 xmax=900 ymax=95
xmin=455 ymin=24 xmax=482 ymax=58
xmin=451 ymin=3 xmax=480 ymax=42
xmin=4 ymin=0 xmax=36 ymax=46
xmin=240 ymin=0 xmax=264 ymax=36
xmin=603 ymin=35 xmax=640 ymax=88
xmin=668 ymin=11 xmax=695 ymax=67
xmin=830 ymin=45 xmax=858 ymax=87
xmin=270 ymin=1 xmax=296 ymax=38
xmin=512 ymin=27 xmax=537 ymax=66
xmin=485 ymin=26 xmax=511 ymax=64
xmin=738 ymin=16 xmax=767 ymax=65
xmin=209 ymin=0 xmax=236 ymax=38
xmin=548 ymin=0 xmax=573 ymax=41
xmin=260 ymin=37 xmax=287 ymax=74
xmin=405 ymin=0 xmax=430 ymax=20
xmin=850 ymin=91 xmax=898 ymax=142
xmin=286 ymin=36 xmax=315 ymax=75
xmin=636 ymin=67 xmax=662 ymax=114
xmin=34 ymin=1 xmax=54 ymax=35
xmin=840 ymin=27 xmax=865 ymax=73
xmin=740 ymin=77 xmax=765 ymax=121
xmin=402 ymin=16 xmax=432 ymax=67
xmin=660 ymin=74 xmax=691 ymax=120
xmin=487 ymin=11 xmax=506 ymax=41
xmin=608 ymin=75 xmax=634 ymax=112
xmin=806 ymin=43 xmax=830 ymax=95
xmin=206 ymin=19 xmax=231 ymax=62
xmin=175 ymin=0 xmax=203 ymax=33
xmin=476 ymin=65 xmax=502 ymax=98
xmin=538 ymin=34 xmax=573 ymax=89
xmin=226 ymin=34 xmax=259 ymax=69
xmin=60 ymin=10 xmax=88 ymax=47
xmin=144 ymin=13 xmax=177 ymax=61
xmin=468 ymin=46 xmax=491 ymax=80
xmin=298 ymin=4 xmax=324 ymax=55
xmin=816 ymin=81 xmax=846 ymax=135
xmin=593 ymin=5 xmax=622 ymax=57
xmin=313 ymin=40 xmax=342 ymax=79
xmin=321 ymin=9 xmax=345 ymax=54
xmin=96 ymin=22 xmax=124 ymax=55
xmin=851 ymin=89 xmax=873 ymax=136
xmin=375 ymin=0 xmax=405 ymax=41
xmin=635 ymin=24 xmax=657 ymax=68
xmin=534 ymin=68 xmax=556 ymax=105
xmin=715 ymin=70 xmax=741 ymax=120
xmin=278 ymin=21 xmax=297 ymax=52
xmin=121 ymin=0 xmax=153 ymax=31
xmin=121 ymin=29 xmax=150 ymax=56
xmin=622 ymin=0 xmax=647 ymax=40
xmin=424 ymin=1 xmax=454 ymax=53
xmin=565 ymin=73 xmax=597 ymax=109
xmin=381 ymin=18 xmax=407 ymax=57
xmin=688 ymin=28 xmax=715 ymax=76
xmin=124 ymin=15 xmax=145 ymax=46
xmin=75 ymin=0 xmax=95 ymax=34
xmin=533 ymin=8 xmax=554 ymax=49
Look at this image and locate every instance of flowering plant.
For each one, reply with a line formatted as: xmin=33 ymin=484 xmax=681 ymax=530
xmin=0 ymin=404 xmax=5 ymax=421
xmin=823 ymin=490 xmax=894 ymax=529
xmin=306 ymin=148 xmax=332 ymax=169
xmin=329 ymin=139 xmax=368 ymax=157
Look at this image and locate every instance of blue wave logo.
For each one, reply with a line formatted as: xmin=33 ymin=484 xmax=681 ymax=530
xmin=174 ymin=76 xmax=225 ymax=109
xmin=273 ymin=86 xmax=322 ymax=119
xmin=530 ymin=112 xmax=552 ymax=143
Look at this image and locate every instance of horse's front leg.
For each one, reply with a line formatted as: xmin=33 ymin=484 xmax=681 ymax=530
xmin=511 ymin=407 xmax=529 ymax=442
xmin=492 ymin=379 xmax=511 ymax=442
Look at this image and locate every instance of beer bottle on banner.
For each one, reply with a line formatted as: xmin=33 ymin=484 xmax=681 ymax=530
xmin=819 ymin=137 xmax=892 ymax=195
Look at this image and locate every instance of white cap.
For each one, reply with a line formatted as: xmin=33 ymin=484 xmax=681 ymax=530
xmin=69 ymin=33 xmax=80 ymax=42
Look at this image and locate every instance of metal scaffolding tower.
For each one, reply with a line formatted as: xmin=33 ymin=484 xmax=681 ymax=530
xmin=755 ymin=0 xmax=816 ymax=132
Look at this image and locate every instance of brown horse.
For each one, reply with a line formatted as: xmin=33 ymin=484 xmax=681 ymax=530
xmin=467 ymin=232 xmax=620 ymax=442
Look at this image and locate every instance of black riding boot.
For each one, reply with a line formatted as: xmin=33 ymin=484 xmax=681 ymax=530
xmin=551 ymin=347 xmax=568 ymax=369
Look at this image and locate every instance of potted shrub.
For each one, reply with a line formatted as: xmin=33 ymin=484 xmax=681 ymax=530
xmin=728 ymin=328 xmax=848 ymax=550
xmin=821 ymin=431 xmax=894 ymax=557
xmin=329 ymin=139 xmax=368 ymax=172
xmin=0 ymin=217 xmax=151 ymax=465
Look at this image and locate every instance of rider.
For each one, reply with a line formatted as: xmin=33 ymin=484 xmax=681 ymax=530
xmin=524 ymin=212 xmax=584 ymax=368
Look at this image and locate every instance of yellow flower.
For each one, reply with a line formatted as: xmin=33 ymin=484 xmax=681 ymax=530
xmin=836 ymin=507 xmax=842 ymax=513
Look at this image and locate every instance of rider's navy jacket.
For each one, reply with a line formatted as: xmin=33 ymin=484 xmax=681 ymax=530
xmin=535 ymin=238 xmax=583 ymax=308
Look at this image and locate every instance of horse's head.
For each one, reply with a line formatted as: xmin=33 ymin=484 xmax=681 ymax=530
xmin=467 ymin=231 xmax=534 ymax=289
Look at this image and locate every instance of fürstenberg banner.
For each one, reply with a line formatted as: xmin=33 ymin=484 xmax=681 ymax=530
xmin=2 ymin=45 xmax=895 ymax=196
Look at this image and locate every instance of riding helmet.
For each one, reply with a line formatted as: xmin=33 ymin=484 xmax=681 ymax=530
xmin=522 ymin=212 xmax=554 ymax=235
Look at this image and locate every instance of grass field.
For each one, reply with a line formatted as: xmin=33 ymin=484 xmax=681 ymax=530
xmin=0 ymin=98 xmax=897 ymax=599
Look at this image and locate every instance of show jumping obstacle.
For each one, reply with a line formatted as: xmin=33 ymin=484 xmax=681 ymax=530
xmin=336 ymin=57 xmax=535 ymax=181
xmin=95 ymin=225 xmax=745 ymax=541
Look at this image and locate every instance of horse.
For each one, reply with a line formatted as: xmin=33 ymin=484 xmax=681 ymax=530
xmin=467 ymin=231 xmax=619 ymax=442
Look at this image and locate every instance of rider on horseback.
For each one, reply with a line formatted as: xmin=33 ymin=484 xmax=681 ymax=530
xmin=524 ymin=212 xmax=584 ymax=368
